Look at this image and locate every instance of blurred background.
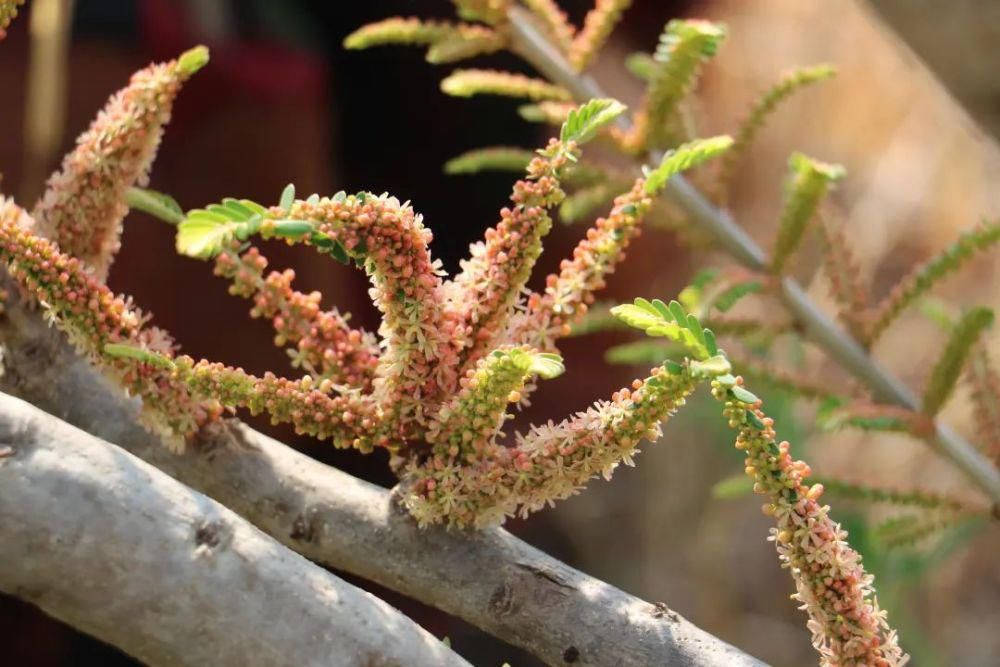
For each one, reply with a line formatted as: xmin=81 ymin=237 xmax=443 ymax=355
xmin=1 ymin=1 xmax=998 ymax=665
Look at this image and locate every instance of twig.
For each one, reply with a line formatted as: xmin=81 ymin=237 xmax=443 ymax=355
xmin=0 ymin=392 xmax=468 ymax=667
xmin=0 ymin=284 xmax=763 ymax=667
xmin=506 ymin=5 xmax=1000 ymax=506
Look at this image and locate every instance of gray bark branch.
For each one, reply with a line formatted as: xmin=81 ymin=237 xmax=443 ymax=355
xmin=0 ymin=391 xmax=467 ymax=667
xmin=0 ymin=285 xmax=764 ymax=666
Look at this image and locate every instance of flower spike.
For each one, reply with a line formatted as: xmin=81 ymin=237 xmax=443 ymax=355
xmin=448 ymin=99 xmax=626 ymax=368
xmin=510 ymin=136 xmax=732 ymax=353
xmin=403 ymin=361 xmax=697 ymax=527
xmin=569 ymin=0 xmax=633 ymax=72
xmin=522 ymin=0 xmax=575 ymax=53
xmin=714 ymin=380 xmax=908 ymax=666
xmin=176 ymin=190 xmax=454 ymax=429
xmin=32 ymin=46 xmax=208 ymax=281
xmin=425 ymin=346 xmax=563 ymax=462
xmin=214 ymin=245 xmax=379 ymax=389
xmin=0 ymin=199 xmax=218 ymax=448
xmin=343 ymin=17 xmax=506 ymax=64
xmin=716 ymin=64 xmax=836 ymax=197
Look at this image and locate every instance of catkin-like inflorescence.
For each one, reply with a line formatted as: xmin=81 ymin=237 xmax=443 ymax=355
xmin=441 ymin=69 xmax=572 ymax=101
xmin=967 ymin=347 xmax=1000 ymax=463
xmin=343 ymin=17 xmax=505 ymax=65
xmin=170 ymin=358 xmax=388 ymax=452
xmin=862 ymin=220 xmax=1000 ymax=345
xmin=0 ymin=199 xmax=218 ymax=447
xmin=716 ymin=64 xmax=836 ymax=194
xmin=404 ymin=363 xmax=697 ymax=527
xmin=569 ymin=0 xmax=633 ymax=72
xmin=713 ymin=379 xmax=908 ymax=667
xmin=819 ymin=215 xmax=868 ymax=338
xmin=280 ymin=194 xmax=456 ymax=427
xmin=0 ymin=0 xmax=24 ymax=40
xmin=448 ymin=140 xmax=576 ymax=367
xmin=214 ymin=245 xmax=379 ymax=389
xmin=522 ymin=0 xmax=575 ymax=53
xmin=32 ymin=47 xmax=208 ymax=281
xmin=425 ymin=346 xmax=552 ymax=462
xmin=510 ymin=178 xmax=651 ymax=351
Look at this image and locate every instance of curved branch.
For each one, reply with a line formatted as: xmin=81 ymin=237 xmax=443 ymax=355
xmin=0 ymin=286 xmax=763 ymax=667
xmin=0 ymin=392 xmax=466 ymax=667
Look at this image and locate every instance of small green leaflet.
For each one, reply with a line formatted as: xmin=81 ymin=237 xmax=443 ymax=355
xmin=177 ymin=198 xmax=267 ymax=259
xmin=730 ymin=385 xmax=760 ymax=405
xmin=126 ymin=187 xmax=184 ymax=224
xmin=560 ymin=99 xmax=627 ymax=145
xmin=178 ymin=45 xmax=210 ymax=75
xmin=610 ymin=298 xmax=717 ymax=360
xmin=688 ymin=355 xmax=731 ymax=378
xmin=270 ymin=220 xmax=316 ymax=239
xmin=444 ymin=147 xmax=535 ymax=175
xmin=103 ymin=343 xmax=175 ymax=370
xmin=279 ymin=184 xmax=296 ymax=213
xmin=529 ymin=352 xmax=566 ymax=380
xmin=644 ymin=136 xmax=734 ymax=195
xmin=176 ymin=219 xmax=240 ymax=259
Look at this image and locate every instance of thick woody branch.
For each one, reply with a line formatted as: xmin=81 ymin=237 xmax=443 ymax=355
xmin=0 ymin=288 xmax=762 ymax=667
xmin=0 ymin=392 xmax=466 ymax=667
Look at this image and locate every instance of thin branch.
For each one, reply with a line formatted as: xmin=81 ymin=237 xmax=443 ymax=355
xmin=0 ymin=286 xmax=763 ymax=667
xmin=505 ymin=5 xmax=1000 ymax=507
xmin=0 ymin=392 xmax=467 ymax=667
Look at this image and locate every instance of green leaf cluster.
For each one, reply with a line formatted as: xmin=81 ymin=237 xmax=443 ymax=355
xmin=610 ymin=297 xmax=719 ymax=361
xmin=922 ymin=307 xmax=994 ymax=416
xmin=646 ymin=20 xmax=726 ymax=145
xmin=560 ymin=98 xmax=627 ymax=146
xmin=643 ymin=136 xmax=733 ymax=194
xmin=771 ymin=152 xmax=845 ymax=273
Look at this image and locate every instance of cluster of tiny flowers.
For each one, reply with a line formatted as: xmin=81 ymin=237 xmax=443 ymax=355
xmin=404 ymin=365 xmax=696 ymax=527
xmin=32 ymin=50 xmax=203 ymax=280
xmin=0 ymin=0 xmax=24 ymax=40
xmin=424 ymin=346 xmax=538 ymax=461
xmin=449 ymin=140 xmax=574 ymax=367
xmin=280 ymin=194 xmax=458 ymax=428
xmin=509 ymin=178 xmax=650 ymax=352
xmin=214 ymin=244 xmax=379 ymax=388
xmin=171 ymin=357 xmax=388 ymax=452
xmin=0 ymin=199 xmax=219 ymax=448
xmin=5 ymin=48 xmax=679 ymax=531
xmin=712 ymin=377 xmax=908 ymax=666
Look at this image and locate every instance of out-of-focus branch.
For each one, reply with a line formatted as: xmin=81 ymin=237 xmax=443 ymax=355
xmin=0 ymin=285 xmax=762 ymax=667
xmin=0 ymin=391 xmax=467 ymax=667
xmin=506 ymin=5 xmax=1000 ymax=507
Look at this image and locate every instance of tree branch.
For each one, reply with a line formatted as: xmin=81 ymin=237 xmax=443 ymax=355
xmin=0 ymin=392 xmax=467 ymax=667
xmin=506 ymin=5 xmax=1000 ymax=507
xmin=0 ymin=285 xmax=763 ymax=666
